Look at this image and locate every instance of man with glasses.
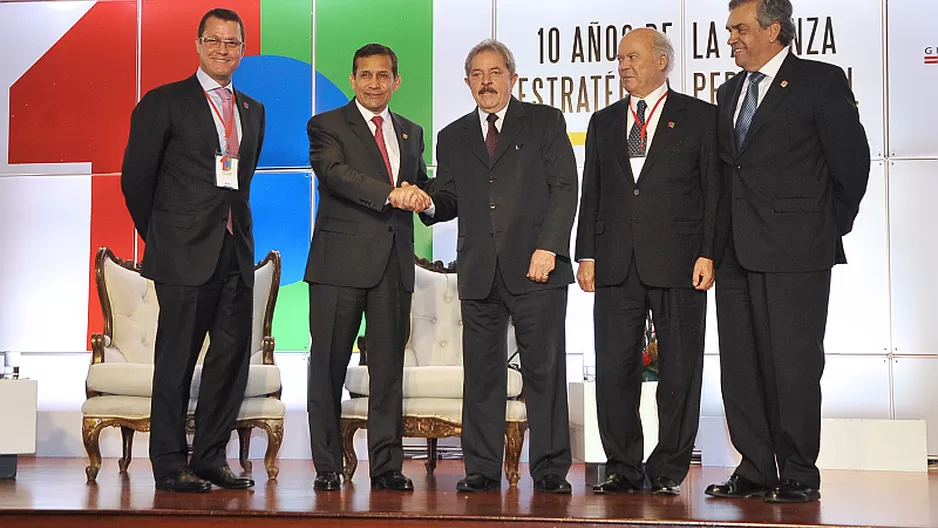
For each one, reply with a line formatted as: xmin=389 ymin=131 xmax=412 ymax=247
xmin=121 ymin=8 xmax=265 ymax=493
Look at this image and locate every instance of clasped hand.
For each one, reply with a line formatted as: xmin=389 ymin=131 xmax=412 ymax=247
xmin=389 ymin=182 xmax=431 ymax=213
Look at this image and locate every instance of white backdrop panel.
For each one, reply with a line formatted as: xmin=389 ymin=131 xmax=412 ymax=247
xmin=432 ymin=0 xmax=493 ymax=166
xmin=889 ymin=160 xmax=938 ymax=356
xmin=894 ymin=357 xmax=938 ymax=456
xmin=0 ymin=175 xmax=91 ymax=352
xmin=683 ymin=0 xmax=885 ymax=156
xmin=820 ymin=355 xmax=891 ymax=419
xmin=825 ymin=161 xmax=889 ymax=355
xmin=496 ymin=0 xmax=683 ymax=165
xmin=887 ymin=0 xmax=938 ymax=158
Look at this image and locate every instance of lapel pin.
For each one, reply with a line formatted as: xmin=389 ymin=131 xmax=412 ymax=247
xmin=668 ymin=121 xmax=675 ymax=128
xmin=402 ymin=133 xmax=409 ymax=140
xmin=780 ymin=80 xmax=788 ymax=88
xmin=242 ymin=101 xmax=249 ymax=108
xmin=515 ymin=144 xmax=520 ymax=150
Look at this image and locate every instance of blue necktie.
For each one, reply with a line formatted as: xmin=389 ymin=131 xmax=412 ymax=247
xmin=734 ymin=72 xmax=766 ymax=149
xmin=627 ymin=99 xmax=648 ymax=158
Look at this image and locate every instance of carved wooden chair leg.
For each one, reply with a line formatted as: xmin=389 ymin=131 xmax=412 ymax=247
xmin=237 ymin=426 xmax=254 ymax=474
xmin=340 ymin=418 xmax=362 ymax=482
xmin=262 ymin=419 xmax=283 ymax=481
xmin=82 ymin=417 xmax=105 ymax=483
xmin=425 ymin=437 xmax=439 ymax=474
xmin=504 ymin=421 xmax=527 ymax=488
xmin=118 ymin=426 xmax=135 ymax=474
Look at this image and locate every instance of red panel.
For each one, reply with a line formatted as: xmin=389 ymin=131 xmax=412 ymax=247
xmin=8 ymin=1 xmax=136 ymax=175
xmin=88 ymin=175 xmax=136 ymax=348
xmin=141 ymin=1 xmax=261 ymax=94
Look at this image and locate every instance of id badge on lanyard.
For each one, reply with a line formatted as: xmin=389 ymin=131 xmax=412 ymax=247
xmin=205 ymin=89 xmax=240 ymax=190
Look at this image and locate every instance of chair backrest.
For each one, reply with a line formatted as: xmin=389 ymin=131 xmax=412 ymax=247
xmin=95 ymin=247 xmax=280 ymax=365
xmin=405 ymin=257 xmax=517 ymax=367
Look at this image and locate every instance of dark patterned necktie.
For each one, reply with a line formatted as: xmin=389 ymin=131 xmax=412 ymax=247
xmin=735 ymin=72 xmax=766 ymax=149
xmin=627 ymin=99 xmax=647 ymax=158
xmin=486 ymin=113 xmax=499 ymax=160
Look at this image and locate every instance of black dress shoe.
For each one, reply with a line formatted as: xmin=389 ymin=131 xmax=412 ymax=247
xmin=764 ymin=479 xmax=820 ymax=503
xmin=371 ymin=470 xmax=414 ymax=491
xmin=534 ymin=474 xmax=573 ymax=494
xmin=650 ymin=476 xmax=681 ymax=496
xmin=314 ymin=471 xmax=342 ymax=491
xmin=704 ymin=474 xmax=771 ymax=499
xmin=592 ymin=473 xmax=641 ymax=494
xmin=155 ymin=467 xmax=211 ymax=493
xmin=456 ymin=473 xmax=501 ymax=492
xmin=194 ymin=465 xmax=255 ymax=490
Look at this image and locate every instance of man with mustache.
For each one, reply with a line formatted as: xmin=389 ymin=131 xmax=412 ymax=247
xmin=305 ymin=43 xmax=430 ymax=492
xmin=706 ymin=0 xmax=869 ymax=503
xmin=121 ymin=8 xmax=264 ymax=493
xmin=422 ymin=39 xmax=578 ymax=493
xmin=575 ymin=28 xmax=720 ymax=496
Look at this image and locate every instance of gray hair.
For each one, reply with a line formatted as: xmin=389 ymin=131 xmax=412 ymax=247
xmin=464 ymin=39 xmax=517 ymax=77
xmin=728 ymin=0 xmax=796 ymax=46
xmin=650 ymin=30 xmax=675 ymax=76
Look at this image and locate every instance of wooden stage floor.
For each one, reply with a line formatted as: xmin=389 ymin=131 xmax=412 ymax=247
xmin=0 ymin=457 xmax=935 ymax=527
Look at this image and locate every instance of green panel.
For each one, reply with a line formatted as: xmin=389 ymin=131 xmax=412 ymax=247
xmin=272 ymin=281 xmax=310 ymax=351
xmin=260 ymin=0 xmax=313 ymax=63
xmin=314 ymin=0 xmax=433 ymax=166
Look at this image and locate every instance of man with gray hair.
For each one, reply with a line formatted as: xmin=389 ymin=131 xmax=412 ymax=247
xmin=575 ymin=28 xmax=721 ymax=496
xmin=706 ymin=0 xmax=868 ymax=503
xmin=421 ymin=39 xmax=578 ymax=493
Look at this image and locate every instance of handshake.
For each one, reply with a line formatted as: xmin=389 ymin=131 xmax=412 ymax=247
xmin=389 ymin=182 xmax=432 ymax=213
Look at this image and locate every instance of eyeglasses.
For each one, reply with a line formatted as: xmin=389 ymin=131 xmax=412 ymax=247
xmin=199 ymin=37 xmax=243 ymax=50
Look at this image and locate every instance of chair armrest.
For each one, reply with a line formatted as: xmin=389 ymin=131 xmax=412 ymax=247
xmin=90 ymin=333 xmax=109 ymax=365
xmin=262 ymin=336 xmax=276 ymax=365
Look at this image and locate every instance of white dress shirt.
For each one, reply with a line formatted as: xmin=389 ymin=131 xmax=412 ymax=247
xmin=356 ymin=99 xmax=401 ymax=184
xmin=733 ymin=47 xmax=789 ymax=123
xmin=197 ymin=68 xmax=242 ymax=155
xmin=626 ymin=81 xmax=669 ymax=183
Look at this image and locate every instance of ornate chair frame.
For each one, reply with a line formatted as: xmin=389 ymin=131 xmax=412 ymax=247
xmin=82 ymin=247 xmax=284 ymax=482
xmin=339 ymin=257 xmax=528 ymax=486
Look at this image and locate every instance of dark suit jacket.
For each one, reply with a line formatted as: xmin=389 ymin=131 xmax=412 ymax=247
xmin=121 ymin=74 xmax=266 ymax=287
xmin=575 ymin=91 xmax=721 ymax=289
xmin=304 ymin=100 xmax=429 ymax=292
xmin=716 ymin=53 xmax=869 ymax=272
xmin=423 ymin=98 xmax=578 ymax=300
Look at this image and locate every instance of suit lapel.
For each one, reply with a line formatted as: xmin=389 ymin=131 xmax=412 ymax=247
xmin=233 ymin=87 xmax=253 ymax=163
xmin=458 ymin=111 xmax=490 ymax=166
xmin=722 ymin=72 xmax=745 ymax=158
xmin=609 ymin=97 xmax=635 ymax=184
xmin=737 ymin=53 xmax=797 ymax=155
xmin=390 ymin=111 xmax=410 ymax=183
xmin=638 ymin=92 xmax=684 ymax=181
xmin=345 ymin=101 xmax=393 ymax=183
xmin=184 ymin=75 xmax=221 ymax=153
xmin=490 ymin=98 xmax=524 ymax=166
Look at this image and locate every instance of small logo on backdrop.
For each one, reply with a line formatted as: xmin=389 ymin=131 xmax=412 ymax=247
xmin=925 ymin=47 xmax=938 ymax=65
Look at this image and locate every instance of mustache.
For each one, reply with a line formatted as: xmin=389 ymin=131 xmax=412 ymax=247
xmin=478 ymin=87 xmax=497 ymax=94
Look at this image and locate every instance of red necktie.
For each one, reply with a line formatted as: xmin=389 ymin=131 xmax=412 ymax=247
xmin=371 ymin=115 xmax=395 ymax=185
xmin=485 ymin=113 xmax=499 ymax=160
xmin=215 ymin=87 xmax=238 ymax=234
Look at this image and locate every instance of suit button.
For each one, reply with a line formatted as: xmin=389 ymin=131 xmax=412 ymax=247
xmin=633 ymin=188 xmax=640 ymax=196
xmin=489 ymin=178 xmax=494 ymax=183
xmin=490 ymin=203 xmax=496 ymax=210
xmin=388 ymin=226 xmax=393 ymax=233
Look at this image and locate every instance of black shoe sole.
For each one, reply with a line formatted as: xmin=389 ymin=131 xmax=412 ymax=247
xmin=652 ymin=488 xmax=680 ymax=496
xmin=155 ymin=484 xmax=211 ymax=493
xmin=457 ymin=483 xmax=500 ymax=492
xmin=764 ymin=492 xmax=820 ymax=503
xmin=704 ymin=489 xmax=767 ymax=499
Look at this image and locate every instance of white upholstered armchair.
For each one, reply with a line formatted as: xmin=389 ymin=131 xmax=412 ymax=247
xmin=82 ymin=247 xmax=285 ymax=482
xmin=340 ymin=257 xmax=528 ymax=486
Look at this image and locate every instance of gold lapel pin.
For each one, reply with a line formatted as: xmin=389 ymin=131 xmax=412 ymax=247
xmin=515 ymin=144 xmax=520 ymax=150
xmin=780 ymin=80 xmax=789 ymax=88
xmin=402 ymin=133 xmax=409 ymax=140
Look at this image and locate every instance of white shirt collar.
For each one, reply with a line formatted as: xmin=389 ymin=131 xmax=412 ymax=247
xmin=628 ymin=82 xmax=669 ymax=109
xmin=754 ymin=46 xmax=789 ymax=80
xmin=355 ymin=98 xmax=392 ymax=127
xmin=478 ymin=101 xmax=510 ymax=129
xmin=196 ymin=68 xmax=233 ymax=93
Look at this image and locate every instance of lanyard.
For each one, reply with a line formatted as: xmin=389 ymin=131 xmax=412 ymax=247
xmin=629 ymin=91 xmax=668 ymax=147
xmin=203 ymin=88 xmax=237 ymax=154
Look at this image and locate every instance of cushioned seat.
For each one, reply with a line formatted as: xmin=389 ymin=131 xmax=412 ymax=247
xmin=340 ymin=258 xmax=528 ymax=486
xmin=81 ymin=247 xmax=285 ymax=482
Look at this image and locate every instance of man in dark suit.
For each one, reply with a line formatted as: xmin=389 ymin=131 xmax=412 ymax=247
xmin=305 ymin=43 xmax=430 ymax=492
xmin=575 ymin=28 xmax=720 ymax=497
xmin=422 ymin=39 xmax=578 ymax=494
xmin=121 ymin=8 xmax=264 ymax=493
xmin=705 ymin=0 xmax=869 ymax=504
